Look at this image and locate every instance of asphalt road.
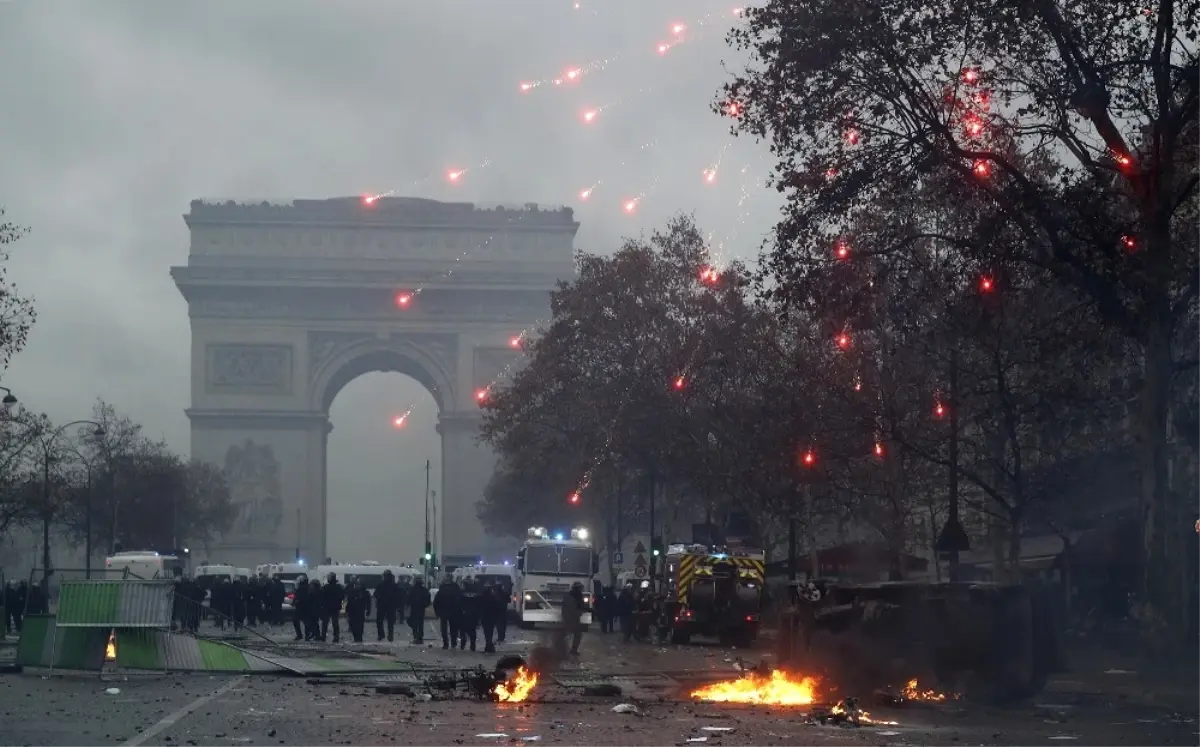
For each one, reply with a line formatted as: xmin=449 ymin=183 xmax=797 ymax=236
xmin=0 ymin=627 xmax=1195 ymax=746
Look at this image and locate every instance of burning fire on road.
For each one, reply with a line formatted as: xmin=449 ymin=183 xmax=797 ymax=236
xmin=902 ymin=678 xmax=951 ymax=702
xmin=105 ymin=631 xmax=116 ymax=662
xmin=690 ymin=670 xmax=819 ymax=706
xmin=689 ymin=670 xmax=900 ymax=726
xmin=493 ymin=666 xmax=538 ymax=703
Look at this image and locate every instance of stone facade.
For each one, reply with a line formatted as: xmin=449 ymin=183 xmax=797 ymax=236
xmin=173 ymin=196 xmax=578 ymax=568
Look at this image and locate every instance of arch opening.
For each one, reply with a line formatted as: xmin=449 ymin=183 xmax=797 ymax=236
xmin=326 ymin=371 xmax=441 ymax=566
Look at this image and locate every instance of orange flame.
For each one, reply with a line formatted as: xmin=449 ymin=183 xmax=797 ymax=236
xmin=829 ymin=700 xmax=898 ymax=725
xmin=902 ymin=677 xmax=949 ymax=701
xmin=105 ymin=631 xmax=116 ymax=661
xmin=494 ymin=666 xmax=538 ymax=703
xmin=690 ymin=670 xmax=819 ymax=706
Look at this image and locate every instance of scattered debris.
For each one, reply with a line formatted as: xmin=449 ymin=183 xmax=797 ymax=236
xmin=105 ymin=687 xmax=121 ymax=695
xmin=474 ymin=733 xmax=508 ymax=739
xmin=686 ymin=738 xmax=708 ymax=743
xmin=612 ymin=703 xmax=640 ymax=714
xmin=375 ymin=684 xmax=415 ymax=696
xmin=582 ymin=684 xmax=622 ymax=697
xmin=701 ymin=727 xmax=734 ymax=733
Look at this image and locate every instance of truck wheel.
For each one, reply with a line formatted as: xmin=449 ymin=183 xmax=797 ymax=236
xmin=987 ymin=586 xmax=1047 ymax=703
xmin=733 ymin=629 xmax=755 ymax=649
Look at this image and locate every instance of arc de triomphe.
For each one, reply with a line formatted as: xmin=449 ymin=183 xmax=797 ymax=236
xmin=171 ymin=197 xmax=578 ymax=569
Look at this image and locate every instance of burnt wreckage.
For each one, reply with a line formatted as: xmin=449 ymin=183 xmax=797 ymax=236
xmin=777 ymin=579 xmax=1063 ymax=703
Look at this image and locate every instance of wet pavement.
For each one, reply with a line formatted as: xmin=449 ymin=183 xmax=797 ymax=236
xmin=0 ymin=627 xmax=1196 ymax=745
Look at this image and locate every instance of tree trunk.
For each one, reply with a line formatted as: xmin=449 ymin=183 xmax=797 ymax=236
xmin=1007 ymin=512 xmax=1022 ymax=584
xmin=1138 ymin=300 xmax=1180 ymax=643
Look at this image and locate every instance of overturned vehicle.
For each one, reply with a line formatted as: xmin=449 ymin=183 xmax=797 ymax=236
xmin=777 ymin=579 xmax=1064 ymax=703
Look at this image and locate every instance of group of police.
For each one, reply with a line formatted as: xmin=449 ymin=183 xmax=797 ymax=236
xmin=291 ymin=570 xmax=432 ymax=644
xmin=3 ymin=580 xmax=48 ymax=636
xmin=433 ymin=574 xmax=511 ymax=653
xmin=592 ymin=581 xmax=665 ymax=643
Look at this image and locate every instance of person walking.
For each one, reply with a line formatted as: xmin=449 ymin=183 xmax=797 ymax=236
xmin=407 ymin=577 xmax=431 ymax=643
xmin=434 ymin=575 xmax=462 ymax=650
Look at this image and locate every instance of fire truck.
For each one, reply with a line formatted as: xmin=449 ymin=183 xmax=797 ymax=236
xmin=515 ymin=526 xmax=596 ymax=628
xmin=658 ymin=544 xmax=766 ymax=646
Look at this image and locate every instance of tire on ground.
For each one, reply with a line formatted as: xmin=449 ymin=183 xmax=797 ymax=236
xmin=987 ymin=585 xmax=1048 ymax=703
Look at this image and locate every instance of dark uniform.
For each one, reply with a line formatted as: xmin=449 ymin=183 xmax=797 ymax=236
xmin=321 ymin=574 xmax=345 ymax=642
xmin=616 ymin=585 xmax=636 ymax=642
xmin=304 ymin=579 xmax=323 ymax=640
xmin=373 ymin=570 xmax=403 ymax=642
xmin=407 ymin=578 xmax=431 ymax=643
xmin=291 ymin=574 xmax=310 ymax=640
xmin=555 ymin=582 xmax=586 ymax=657
xmin=458 ymin=580 xmax=481 ymax=652
xmin=480 ymin=584 xmax=505 ymax=653
xmin=434 ymin=578 xmax=462 ymax=649
xmin=230 ymin=579 xmax=247 ymax=630
xmin=345 ymin=578 xmax=371 ymax=643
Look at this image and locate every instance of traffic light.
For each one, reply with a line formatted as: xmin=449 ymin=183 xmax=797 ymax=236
xmin=651 ymin=537 xmax=663 ymax=557
xmin=422 ymin=540 xmax=433 ymax=566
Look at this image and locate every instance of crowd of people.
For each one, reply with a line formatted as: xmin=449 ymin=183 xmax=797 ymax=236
xmin=11 ymin=570 xmax=669 ymax=657
xmin=432 ymin=573 xmax=511 ymax=653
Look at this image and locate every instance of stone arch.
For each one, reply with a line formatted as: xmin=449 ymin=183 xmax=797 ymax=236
xmin=310 ymin=336 xmax=458 ymax=415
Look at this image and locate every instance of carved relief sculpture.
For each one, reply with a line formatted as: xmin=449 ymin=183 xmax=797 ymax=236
xmin=207 ymin=344 xmax=293 ymax=393
xmin=222 ymin=439 xmax=284 ymax=541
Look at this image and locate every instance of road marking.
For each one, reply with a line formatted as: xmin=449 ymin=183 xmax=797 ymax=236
xmin=126 ymin=676 xmax=243 ymax=747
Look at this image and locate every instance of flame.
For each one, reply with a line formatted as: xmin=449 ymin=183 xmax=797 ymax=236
xmin=105 ymin=631 xmax=116 ymax=661
xmin=902 ymin=677 xmax=949 ymax=701
xmin=690 ymin=670 xmax=819 ymax=706
xmin=494 ymin=666 xmax=538 ymax=703
xmin=829 ymin=701 xmax=897 ymax=725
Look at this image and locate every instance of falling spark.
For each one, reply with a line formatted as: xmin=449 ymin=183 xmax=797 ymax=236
xmin=623 ymin=197 xmax=640 ymax=213
xmin=702 ymin=168 xmax=717 ymax=184
xmin=447 ymin=169 xmax=464 ymax=182
xmin=657 ymin=42 xmax=672 ymax=55
xmin=582 ymin=108 xmax=600 ymax=123
xmin=393 ymin=408 xmax=413 ymax=428
xmin=579 ymin=188 xmax=593 ymax=200
xmin=671 ymin=22 xmax=687 ymax=35
xmin=363 ymin=190 xmax=395 ymax=205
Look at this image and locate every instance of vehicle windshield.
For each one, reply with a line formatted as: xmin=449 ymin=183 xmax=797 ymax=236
xmin=523 ymin=546 xmax=592 ymax=577
xmin=558 ymin=547 xmax=592 ymax=577
xmin=477 ymin=574 xmax=513 ymax=588
xmin=274 ymin=572 xmax=305 ymax=581
xmin=524 ymin=546 xmax=559 ymax=575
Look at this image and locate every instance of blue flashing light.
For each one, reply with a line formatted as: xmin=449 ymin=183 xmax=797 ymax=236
xmin=554 ymin=533 xmax=565 ymax=541
xmin=297 ymin=558 xmax=306 ymax=565
xmin=714 ymin=553 xmax=727 ymax=559
xmin=503 ymin=560 xmax=511 ymax=566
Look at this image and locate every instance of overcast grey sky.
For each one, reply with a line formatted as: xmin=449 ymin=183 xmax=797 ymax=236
xmin=0 ymin=0 xmax=779 ymax=561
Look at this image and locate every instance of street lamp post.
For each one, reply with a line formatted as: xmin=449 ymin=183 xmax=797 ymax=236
xmin=36 ymin=419 xmax=106 ymax=591
xmin=0 ymin=386 xmax=18 ymax=416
